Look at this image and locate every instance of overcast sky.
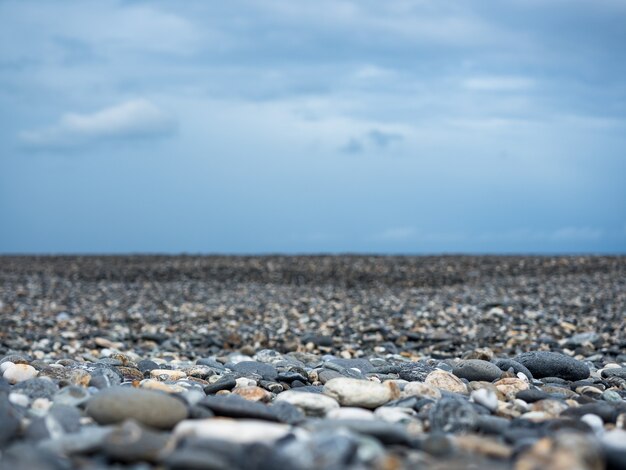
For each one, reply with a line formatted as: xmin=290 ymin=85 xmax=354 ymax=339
xmin=1 ymin=0 xmax=625 ymax=254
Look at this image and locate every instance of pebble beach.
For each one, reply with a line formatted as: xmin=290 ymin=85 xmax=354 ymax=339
xmin=1 ymin=255 xmax=625 ymax=469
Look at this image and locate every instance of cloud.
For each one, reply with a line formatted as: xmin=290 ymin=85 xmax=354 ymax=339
xmin=340 ymin=128 xmax=404 ymax=154
xmin=462 ymin=76 xmax=534 ymax=92
xmin=19 ymin=99 xmax=177 ymax=148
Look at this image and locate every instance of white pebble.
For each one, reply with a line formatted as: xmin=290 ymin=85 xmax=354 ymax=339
xmin=8 ymin=392 xmax=30 ymax=407
xmin=471 ymin=388 xmax=498 ymax=412
xmin=3 ymin=363 xmax=38 ymax=384
xmin=581 ymin=413 xmax=604 ymax=436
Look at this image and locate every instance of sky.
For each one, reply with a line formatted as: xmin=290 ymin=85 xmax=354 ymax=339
xmin=1 ymin=0 xmax=625 ymax=254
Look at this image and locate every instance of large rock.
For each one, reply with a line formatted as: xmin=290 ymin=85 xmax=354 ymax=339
xmin=86 ymin=387 xmax=188 ymax=429
xmin=323 ymin=378 xmax=399 ymax=409
xmin=514 ymin=352 xmax=589 ymax=381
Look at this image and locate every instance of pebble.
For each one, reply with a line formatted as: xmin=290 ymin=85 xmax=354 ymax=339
xmin=86 ymin=387 xmax=188 ymax=429
xmin=3 ymin=364 xmax=38 ymax=384
xmin=401 ymin=381 xmax=442 ymax=400
xmin=471 ymin=388 xmax=499 ymax=412
xmin=425 ymin=370 xmax=468 ymax=394
xmin=1 ymin=255 xmax=624 ymax=468
xmin=514 ymin=351 xmax=590 ymax=381
xmin=174 ymin=418 xmax=291 ymax=443
xmin=103 ymin=420 xmax=174 ymax=463
xmin=274 ymin=390 xmax=339 ymax=416
xmin=429 ymin=397 xmax=478 ymax=433
xmin=452 ymin=360 xmax=502 ymax=382
xmin=323 ymin=378 xmax=399 ymax=409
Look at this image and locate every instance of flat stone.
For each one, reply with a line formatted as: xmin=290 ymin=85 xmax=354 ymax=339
xmin=204 ymin=377 xmax=237 ymax=394
xmin=325 ymin=358 xmax=376 ymax=373
xmin=150 ymin=369 xmax=187 ymax=381
xmin=86 ymin=387 xmax=188 ymax=429
xmin=174 ymin=418 xmax=291 ymax=444
xmin=398 ymin=362 xmax=436 ymax=382
xmin=103 ymin=420 xmax=174 ymax=463
xmin=323 ymin=378 xmax=399 ymax=409
xmin=515 ymin=352 xmax=590 ymax=381
xmin=198 ymin=395 xmax=281 ymax=421
xmin=13 ymin=378 xmax=58 ymax=399
xmin=231 ymin=361 xmax=278 ymax=380
xmin=274 ymin=390 xmax=339 ymax=416
xmin=453 ymin=360 xmax=502 ymax=382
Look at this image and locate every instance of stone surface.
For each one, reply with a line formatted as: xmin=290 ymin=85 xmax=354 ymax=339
xmin=86 ymin=387 xmax=188 ymax=429
xmin=274 ymin=390 xmax=339 ymax=416
xmin=425 ymin=370 xmax=468 ymax=394
xmin=453 ymin=360 xmax=502 ymax=382
xmin=174 ymin=418 xmax=291 ymax=443
xmin=323 ymin=378 xmax=399 ymax=409
xmin=514 ymin=352 xmax=590 ymax=381
xmin=3 ymin=364 xmax=38 ymax=384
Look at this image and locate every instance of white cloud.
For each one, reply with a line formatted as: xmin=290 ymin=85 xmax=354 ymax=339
xmin=19 ymin=99 xmax=177 ymax=148
xmin=463 ymin=76 xmax=534 ymax=92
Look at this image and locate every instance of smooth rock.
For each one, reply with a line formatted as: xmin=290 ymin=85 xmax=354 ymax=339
xmin=429 ymin=397 xmax=479 ymax=433
xmin=3 ymin=364 xmax=38 ymax=384
xmin=453 ymin=360 xmax=502 ymax=382
xmin=86 ymin=387 xmax=188 ymax=429
xmin=402 ymin=382 xmax=442 ymax=400
xmin=515 ymin=352 xmax=590 ymax=381
xmin=274 ymin=390 xmax=339 ymax=416
xmin=323 ymin=378 xmax=399 ymax=409
xmin=471 ymin=388 xmax=499 ymax=412
xmin=425 ymin=370 xmax=468 ymax=394
xmin=103 ymin=420 xmax=174 ymax=463
xmin=174 ymin=418 xmax=291 ymax=443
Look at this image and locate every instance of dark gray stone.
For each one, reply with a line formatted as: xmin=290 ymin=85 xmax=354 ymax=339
xmin=452 ymin=360 xmax=502 ymax=382
xmin=601 ymin=368 xmax=626 ymax=380
xmin=103 ymin=420 xmax=171 ymax=463
xmin=516 ymin=389 xmax=550 ymax=403
xmin=231 ymin=361 xmax=278 ymax=380
xmin=515 ymin=352 xmax=590 ymax=381
xmin=12 ymin=378 xmax=58 ymax=399
xmin=494 ymin=359 xmax=534 ymax=380
xmin=203 ymin=377 xmax=237 ymax=394
xmin=198 ymin=395 xmax=280 ymax=422
xmin=0 ymin=395 xmax=20 ymax=447
xmin=429 ymin=397 xmax=479 ymax=433
xmin=398 ymin=362 xmax=435 ymax=382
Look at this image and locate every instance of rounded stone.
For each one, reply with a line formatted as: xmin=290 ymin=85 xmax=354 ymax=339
xmin=452 ymin=360 xmax=502 ymax=382
xmin=322 ymin=378 xmax=399 ymax=409
xmin=3 ymin=364 xmax=38 ymax=384
xmin=274 ymin=390 xmax=339 ymax=416
xmin=401 ymin=382 xmax=442 ymax=400
xmin=425 ymin=370 xmax=468 ymax=394
xmin=86 ymin=387 xmax=188 ymax=429
xmin=514 ymin=352 xmax=590 ymax=381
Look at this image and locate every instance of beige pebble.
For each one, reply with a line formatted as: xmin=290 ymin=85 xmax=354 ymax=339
xmin=425 ymin=370 xmax=467 ymax=394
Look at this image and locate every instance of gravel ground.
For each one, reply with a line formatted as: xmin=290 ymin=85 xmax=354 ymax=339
xmin=0 ymin=255 xmax=625 ymax=469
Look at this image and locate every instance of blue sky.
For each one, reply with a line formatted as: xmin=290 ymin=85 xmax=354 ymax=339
xmin=1 ymin=0 xmax=625 ymax=254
